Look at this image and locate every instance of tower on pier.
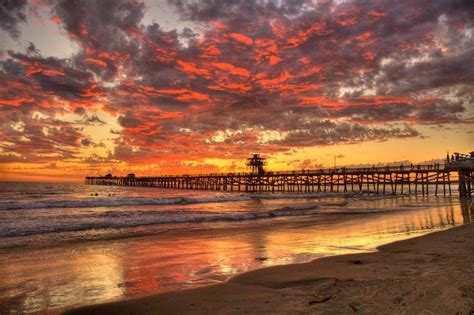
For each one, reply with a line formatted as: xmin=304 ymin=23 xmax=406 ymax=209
xmin=246 ymin=154 xmax=266 ymax=175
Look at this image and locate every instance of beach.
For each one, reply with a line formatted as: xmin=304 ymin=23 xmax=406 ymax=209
xmin=67 ymin=221 xmax=474 ymax=314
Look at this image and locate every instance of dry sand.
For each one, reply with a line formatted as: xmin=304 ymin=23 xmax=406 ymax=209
xmin=65 ymin=223 xmax=474 ymax=314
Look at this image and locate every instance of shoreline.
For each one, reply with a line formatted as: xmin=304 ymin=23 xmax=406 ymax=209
xmin=65 ymin=222 xmax=474 ymax=314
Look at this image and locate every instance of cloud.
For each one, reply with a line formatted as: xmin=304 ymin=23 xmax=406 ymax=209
xmin=0 ymin=0 xmax=28 ymax=38
xmin=0 ymin=108 xmax=85 ymax=163
xmin=0 ymin=0 xmax=473 ymax=169
xmin=263 ymin=121 xmax=421 ymax=147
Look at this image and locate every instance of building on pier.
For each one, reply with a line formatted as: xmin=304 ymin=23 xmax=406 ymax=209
xmin=246 ymin=154 xmax=266 ymax=175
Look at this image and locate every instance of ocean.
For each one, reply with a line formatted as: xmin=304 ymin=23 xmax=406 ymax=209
xmin=0 ymin=181 xmax=471 ymax=314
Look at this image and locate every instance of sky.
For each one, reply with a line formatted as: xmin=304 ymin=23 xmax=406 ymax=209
xmin=0 ymin=0 xmax=473 ymax=182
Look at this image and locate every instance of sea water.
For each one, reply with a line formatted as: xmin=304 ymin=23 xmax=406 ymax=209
xmin=0 ymin=181 xmax=471 ymax=314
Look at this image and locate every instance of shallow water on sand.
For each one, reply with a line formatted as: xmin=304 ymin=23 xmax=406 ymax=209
xmin=0 ymin=182 xmax=471 ymax=314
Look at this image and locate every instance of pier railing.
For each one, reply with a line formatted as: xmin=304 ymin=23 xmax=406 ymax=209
xmin=83 ymin=162 xmax=474 ymax=197
xmin=93 ymin=164 xmax=444 ymax=179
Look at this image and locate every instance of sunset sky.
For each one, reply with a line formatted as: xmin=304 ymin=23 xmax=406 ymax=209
xmin=0 ymin=0 xmax=473 ymax=182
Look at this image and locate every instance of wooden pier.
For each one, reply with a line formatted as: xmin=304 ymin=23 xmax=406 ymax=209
xmin=85 ymin=163 xmax=474 ymax=197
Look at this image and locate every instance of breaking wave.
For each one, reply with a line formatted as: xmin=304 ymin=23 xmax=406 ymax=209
xmin=0 ymin=192 xmax=348 ymax=210
xmin=0 ymin=204 xmax=320 ymax=237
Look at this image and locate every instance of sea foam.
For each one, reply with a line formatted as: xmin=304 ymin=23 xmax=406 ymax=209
xmin=0 ymin=203 xmax=321 ymax=237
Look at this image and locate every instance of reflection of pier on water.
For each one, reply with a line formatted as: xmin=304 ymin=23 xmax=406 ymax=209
xmin=461 ymin=197 xmax=474 ymax=224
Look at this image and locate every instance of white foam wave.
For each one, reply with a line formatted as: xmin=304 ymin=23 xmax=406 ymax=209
xmin=0 ymin=195 xmax=253 ymax=210
xmin=0 ymin=192 xmax=347 ymax=210
xmin=0 ymin=204 xmax=320 ymax=237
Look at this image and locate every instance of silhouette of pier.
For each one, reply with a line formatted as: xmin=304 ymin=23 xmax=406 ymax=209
xmin=85 ymin=152 xmax=474 ymax=197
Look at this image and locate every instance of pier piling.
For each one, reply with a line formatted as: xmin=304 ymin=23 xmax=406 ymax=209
xmin=85 ymin=164 xmax=464 ymax=196
xmin=86 ymin=152 xmax=473 ymax=197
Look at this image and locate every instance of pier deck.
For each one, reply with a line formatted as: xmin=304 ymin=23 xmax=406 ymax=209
xmin=85 ymin=163 xmax=473 ymax=196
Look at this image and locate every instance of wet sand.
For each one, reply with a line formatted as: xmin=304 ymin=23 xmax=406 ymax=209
xmin=66 ymin=222 xmax=474 ymax=314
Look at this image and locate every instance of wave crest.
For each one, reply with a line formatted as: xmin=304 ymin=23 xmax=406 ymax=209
xmin=0 ymin=204 xmax=320 ymax=237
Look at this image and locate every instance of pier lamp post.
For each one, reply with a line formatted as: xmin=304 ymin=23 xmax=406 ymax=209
xmin=328 ymin=154 xmax=344 ymax=168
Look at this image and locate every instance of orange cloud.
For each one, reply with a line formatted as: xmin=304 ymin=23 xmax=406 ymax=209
xmin=227 ymin=33 xmax=253 ymax=45
xmin=177 ymin=60 xmax=210 ymax=77
xmin=0 ymin=97 xmax=35 ymax=106
xmin=210 ymin=62 xmax=251 ymax=77
xmin=84 ymin=58 xmax=107 ymax=67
